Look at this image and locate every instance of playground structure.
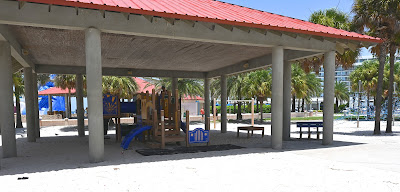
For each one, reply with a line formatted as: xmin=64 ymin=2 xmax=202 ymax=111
xmin=117 ymin=89 xmax=211 ymax=150
xmin=137 ymin=89 xmax=184 ymax=148
xmin=343 ymin=93 xmax=400 ymax=122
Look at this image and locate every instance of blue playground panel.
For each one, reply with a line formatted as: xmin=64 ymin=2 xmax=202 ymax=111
xmin=188 ymin=128 xmax=209 ymax=144
xmin=120 ymin=102 xmax=137 ymax=113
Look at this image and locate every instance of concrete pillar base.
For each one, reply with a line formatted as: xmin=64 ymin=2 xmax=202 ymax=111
xmin=24 ymin=67 xmax=36 ymax=142
xmin=221 ymin=74 xmax=227 ymax=133
xmin=86 ymin=27 xmax=104 ymax=163
xmin=33 ymin=72 xmax=40 ymax=138
xmin=76 ymin=74 xmax=85 ymax=137
xmin=271 ymin=46 xmax=284 ymax=149
xmin=204 ymin=78 xmax=210 ymax=130
xmin=323 ymin=51 xmax=335 ymax=145
xmin=0 ymin=41 xmax=17 ymax=158
xmin=283 ymin=60 xmax=291 ymax=141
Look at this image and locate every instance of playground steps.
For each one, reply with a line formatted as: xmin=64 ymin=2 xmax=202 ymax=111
xmin=146 ymin=135 xmax=185 ymax=148
xmin=146 ymin=141 xmax=162 ymax=149
xmin=164 ymin=135 xmax=185 ymax=142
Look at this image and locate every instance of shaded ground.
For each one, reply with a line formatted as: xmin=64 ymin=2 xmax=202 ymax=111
xmin=0 ymin=120 xmax=399 ymax=191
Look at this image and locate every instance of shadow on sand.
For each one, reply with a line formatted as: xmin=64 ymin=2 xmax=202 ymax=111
xmin=334 ymin=130 xmax=400 ymax=136
xmin=0 ymin=125 xmax=364 ymax=176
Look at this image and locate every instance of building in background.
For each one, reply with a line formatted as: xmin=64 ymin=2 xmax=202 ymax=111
xmin=310 ymin=56 xmax=380 ymax=110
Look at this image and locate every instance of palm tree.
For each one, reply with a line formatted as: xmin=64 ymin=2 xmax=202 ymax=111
xmin=301 ymin=8 xmax=360 ymax=72
xmin=144 ymin=78 xmax=203 ymax=97
xmin=353 ymin=0 xmax=400 ymax=134
xmin=334 ymin=81 xmax=350 ymax=113
xmin=350 ymin=60 xmax=379 ymax=116
xmin=211 ymin=73 xmax=247 ymax=119
xmin=102 ymin=76 xmax=138 ymax=99
xmin=291 ymin=64 xmax=308 ymax=112
xmin=243 ymin=68 xmax=272 ymax=121
xmin=13 ymin=71 xmax=24 ymax=128
xmin=304 ymin=73 xmax=323 ymax=110
xmin=37 ymin=74 xmax=50 ymax=87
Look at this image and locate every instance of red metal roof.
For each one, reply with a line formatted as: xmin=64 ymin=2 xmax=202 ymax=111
xmin=21 ymin=0 xmax=381 ymax=43
xmin=134 ymin=77 xmax=155 ymax=93
xmin=38 ymin=87 xmax=76 ymax=95
xmin=183 ymin=95 xmax=204 ymax=100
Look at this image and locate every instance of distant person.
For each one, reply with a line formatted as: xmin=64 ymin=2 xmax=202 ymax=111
xmin=160 ymin=85 xmax=167 ymax=95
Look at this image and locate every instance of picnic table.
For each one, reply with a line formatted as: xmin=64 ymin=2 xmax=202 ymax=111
xmin=296 ymin=122 xmax=323 ymax=139
xmin=237 ymin=126 xmax=264 ymax=138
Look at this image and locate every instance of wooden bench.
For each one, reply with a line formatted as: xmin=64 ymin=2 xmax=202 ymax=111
xmin=296 ymin=122 xmax=323 ymax=140
xmin=237 ymin=126 xmax=264 ymax=138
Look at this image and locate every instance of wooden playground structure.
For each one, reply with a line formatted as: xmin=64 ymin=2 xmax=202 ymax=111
xmin=137 ymin=89 xmax=184 ymax=148
xmin=116 ymin=88 xmax=210 ymax=149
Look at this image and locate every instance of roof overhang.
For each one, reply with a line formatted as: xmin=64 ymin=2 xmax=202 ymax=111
xmin=0 ymin=1 xmax=379 ymax=77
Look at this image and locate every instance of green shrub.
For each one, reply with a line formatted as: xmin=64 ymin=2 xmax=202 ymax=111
xmin=338 ymin=104 xmax=347 ymax=112
xmin=211 ymin=103 xmax=271 ymax=114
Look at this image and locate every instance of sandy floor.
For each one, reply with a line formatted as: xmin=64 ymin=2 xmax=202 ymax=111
xmin=1 ymin=120 xmax=400 ymax=192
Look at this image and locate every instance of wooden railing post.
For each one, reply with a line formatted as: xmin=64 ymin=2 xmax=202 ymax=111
xmin=186 ymin=110 xmax=190 ymax=147
xmin=161 ymin=110 xmax=165 ymax=149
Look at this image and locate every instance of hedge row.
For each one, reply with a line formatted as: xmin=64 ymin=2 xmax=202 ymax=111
xmin=211 ymin=104 xmax=271 ymax=114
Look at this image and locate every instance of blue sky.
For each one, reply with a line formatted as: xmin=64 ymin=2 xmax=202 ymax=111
xmin=223 ymin=0 xmax=371 ymax=57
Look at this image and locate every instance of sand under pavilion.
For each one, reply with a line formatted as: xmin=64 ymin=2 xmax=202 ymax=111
xmin=0 ymin=0 xmax=381 ymax=163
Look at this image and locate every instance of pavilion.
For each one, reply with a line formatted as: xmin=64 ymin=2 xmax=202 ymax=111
xmin=0 ymin=0 xmax=381 ymax=163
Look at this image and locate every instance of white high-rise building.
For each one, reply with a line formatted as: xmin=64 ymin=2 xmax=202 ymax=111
xmin=310 ymin=56 xmax=377 ymax=110
xmin=316 ymin=56 xmax=379 ymax=93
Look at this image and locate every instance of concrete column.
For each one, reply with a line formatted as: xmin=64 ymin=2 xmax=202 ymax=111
xmin=271 ymin=46 xmax=284 ymax=149
xmin=171 ymin=77 xmax=178 ymax=96
xmin=220 ymin=74 xmax=227 ymax=133
xmin=48 ymin=95 xmax=53 ymax=113
xmin=76 ymin=74 xmax=85 ymax=137
xmin=86 ymin=27 xmax=104 ymax=163
xmin=24 ymin=67 xmax=36 ymax=142
xmin=33 ymin=72 xmax=40 ymax=138
xmin=323 ymin=51 xmax=335 ymax=145
xmin=0 ymin=41 xmax=17 ymax=157
xmin=282 ymin=60 xmax=291 ymax=141
xmin=204 ymin=78 xmax=210 ymax=130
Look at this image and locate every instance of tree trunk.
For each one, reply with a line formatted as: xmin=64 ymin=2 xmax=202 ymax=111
xmin=367 ymin=91 xmax=370 ymax=119
xmin=256 ymin=99 xmax=259 ymax=112
xmin=68 ymin=93 xmax=72 ymax=118
xmin=374 ymin=43 xmax=386 ymax=135
xmin=335 ymin=98 xmax=339 ymax=113
xmin=301 ymin=99 xmax=305 ymax=112
xmin=297 ymin=98 xmax=301 ymax=112
xmin=292 ymin=95 xmax=296 ymax=112
xmin=15 ymin=94 xmax=23 ymax=128
xmin=386 ymin=44 xmax=396 ymax=133
xmin=237 ymin=89 xmax=242 ymax=120
xmin=260 ymin=99 xmax=264 ymax=122
xmin=237 ymin=102 xmax=242 ymax=120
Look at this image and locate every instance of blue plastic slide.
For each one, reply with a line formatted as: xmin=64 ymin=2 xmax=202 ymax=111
xmin=120 ymin=125 xmax=152 ymax=150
